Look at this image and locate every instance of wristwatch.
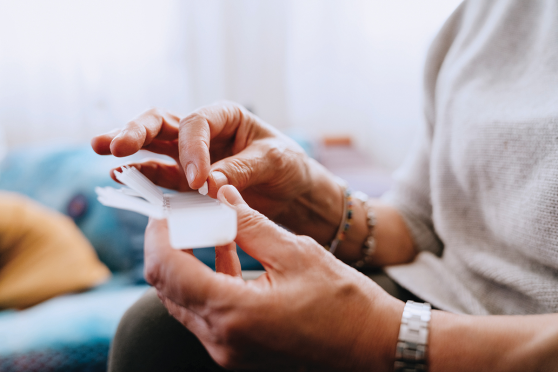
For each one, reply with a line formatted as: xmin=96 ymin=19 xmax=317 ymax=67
xmin=394 ymin=301 xmax=431 ymax=372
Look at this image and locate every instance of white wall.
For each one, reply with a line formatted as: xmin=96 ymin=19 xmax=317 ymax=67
xmin=0 ymin=0 xmax=462 ymax=171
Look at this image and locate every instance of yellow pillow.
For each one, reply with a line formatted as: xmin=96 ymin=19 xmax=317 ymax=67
xmin=0 ymin=192 xmax=110 ymax=309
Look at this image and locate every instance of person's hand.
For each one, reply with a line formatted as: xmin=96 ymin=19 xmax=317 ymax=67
xmin=90 ymin=103 xmax=416 ymax=265
xmin=144 ymin=185 xmax=404 ymax=371
xmin=91 ymin=103 xmax=313 ymax=219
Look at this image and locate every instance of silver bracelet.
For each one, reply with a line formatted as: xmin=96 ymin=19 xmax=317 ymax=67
xmin=395 ymin=301 xmax=432 ymax=372
xmin=352 ymin=192 xmax=376 ymax=268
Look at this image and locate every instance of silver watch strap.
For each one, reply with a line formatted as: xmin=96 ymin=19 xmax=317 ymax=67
xmin=394 ymin=301 xmax=431 ymax=372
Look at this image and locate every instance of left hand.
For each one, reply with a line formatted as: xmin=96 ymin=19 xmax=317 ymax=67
xmin=144 ymin=185 xmax=404 ymax=371
xmin=90 ymin=104 xmax=316 ymax=220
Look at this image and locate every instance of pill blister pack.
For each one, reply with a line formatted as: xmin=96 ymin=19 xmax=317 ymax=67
xmin=96 ymin=166 xmax=237 ymax=249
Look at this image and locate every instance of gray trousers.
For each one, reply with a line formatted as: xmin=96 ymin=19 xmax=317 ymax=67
xmin=108 ymin=270 xmax=421 ymax=372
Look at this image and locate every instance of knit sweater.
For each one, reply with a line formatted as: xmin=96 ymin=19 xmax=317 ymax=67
xmin=383 ymin=0 xmax=558 ymax=315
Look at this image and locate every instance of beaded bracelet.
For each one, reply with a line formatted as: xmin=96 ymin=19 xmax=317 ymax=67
xmin=352 ymin=193 xmax=377 ymax=268
xmin=326 ymin=188 xmax=353 ymax=254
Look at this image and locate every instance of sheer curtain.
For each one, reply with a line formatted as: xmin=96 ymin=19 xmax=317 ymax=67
xmin=0 ymin=0 xmax=461 ymax=170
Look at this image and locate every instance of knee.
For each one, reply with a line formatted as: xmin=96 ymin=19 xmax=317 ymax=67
xmin=108 ymin=288 xmax=224 ymax=372
xmin=108 ymin=288 xmax=174 ymax=372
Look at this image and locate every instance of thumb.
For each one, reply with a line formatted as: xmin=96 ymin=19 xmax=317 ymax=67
xmin=217 ymin=185 xmax=297 ymax=271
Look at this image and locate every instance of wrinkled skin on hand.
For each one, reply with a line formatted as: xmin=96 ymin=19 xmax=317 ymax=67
xmin=91 ymin=102 xmax=311 ymax=218
xmin=92 ymin=103 xmax=403 ymax=370
xmin=144 ymin=185 xmax=403 ymax=372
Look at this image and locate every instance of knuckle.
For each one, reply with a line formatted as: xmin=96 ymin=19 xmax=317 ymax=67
xmin=182 ymin=109 xmax=211 ymax=126
xmin=266 ymin=144 xmax=283 ymax=160
xmin=297 ymin=235 xmax=318 ymax=248
xmin=185 ymin=135 xmax=210 ymax=154
xmin=189 ymin=111 xmax=206 ymax=122
xmin=125 ymin=121 xmax=146 ymax=138
xmin=237 ymin=206 xmax=269 ymax=231
xmin=336 ymin=279 xmax=360 ymax=299
xmin=179 ymin=112 xmax=205 ymax=131
xmin=262 ymin=141 xmax=306 ymax=179
xmin=143 ymin=257 xmax=163 ymax=287
xmin=209 ymin=100 xmax=245 ymax=116
xmin=179 ymin=113 xmax=210 ymax=144
xmin=125 ymin=119 xmax=139 ymax=131
xmin=145 ymin=107 xmax=161 ymax=117
xmin=143 ymin=265 xmax=157 ymax=286
xmin=265 ymin=145 xmax=286 ymax=169
xmin=207 ymin=101 xmax=248 ymax=128
xmin=222 ymin=157 xmax=253 ymax=189
xmin=295 ymin=235 xmax=327 ymax=264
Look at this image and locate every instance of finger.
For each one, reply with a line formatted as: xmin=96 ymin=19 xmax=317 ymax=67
xmin=217 ymin=185 xmax=299 ymax=271
xmin=178 ymin=102 xmax=263 ymax=190
xmin=91 ymin=128 xmax=121 ymax=155
xmin=144 ymin=218 xmax=245 ymax=309
xmin=206 ymin=170 xmax=229 ymax=198
xmin=215 ymin=242 xmax=242 ymax=277
xmin=204 ymin=141 xmax=278 ymax=198
xmin=110 ymin=160 xmax=190 ymax=191
xmin=142 ymin=139 xmax=180 ymax=161
xmin=108 ymin=109 xmax=180 ymax=158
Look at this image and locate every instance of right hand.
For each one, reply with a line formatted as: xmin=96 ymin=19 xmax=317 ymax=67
xmin=91 ymin=102 xmax=314 ymax=219
xmin=144 ymin=185 xmax=402 ymax=371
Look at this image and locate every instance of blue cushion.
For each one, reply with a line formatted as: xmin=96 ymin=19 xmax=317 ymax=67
xmin=0 ymin=284 xmax=149 ymax=355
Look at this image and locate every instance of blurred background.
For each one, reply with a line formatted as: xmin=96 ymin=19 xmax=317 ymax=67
xmin=0 ymin=1 xmax=462 ymax=371
xmin=0 ymin=0 xmax=461 ymax=171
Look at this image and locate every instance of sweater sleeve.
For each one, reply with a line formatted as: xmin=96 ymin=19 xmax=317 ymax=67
xmin=382 ymin=127 xmax=443 ymax=255
xmin=381 ymin=3 xmax=466 ymax=256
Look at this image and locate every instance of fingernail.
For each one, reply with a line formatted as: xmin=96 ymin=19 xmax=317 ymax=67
xmin=211 ymin=171 xmax=228 ymax=190
xmin=186 ymin=163 xmax=198 ymax=187
xmin=221 ymin=185 xmax=245 ymax=206
xmin=198 ymin=181 xmax=208 ymax=195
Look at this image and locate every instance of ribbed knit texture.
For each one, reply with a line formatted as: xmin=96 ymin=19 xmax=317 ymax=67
xmin=383 ymin=0 xmax=558 ymax=315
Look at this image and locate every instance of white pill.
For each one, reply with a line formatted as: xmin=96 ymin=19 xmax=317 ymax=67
xmin=198 ymin=181 xmax=208 ymax=195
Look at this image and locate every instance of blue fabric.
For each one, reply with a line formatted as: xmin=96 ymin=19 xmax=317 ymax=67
xmin=0 ymin=282 xmax=149 ymax=356
xmin=0 ymin=341 xmax=110 ymax=372
xmin=0 ymin=282 xmax=149 ymax=371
